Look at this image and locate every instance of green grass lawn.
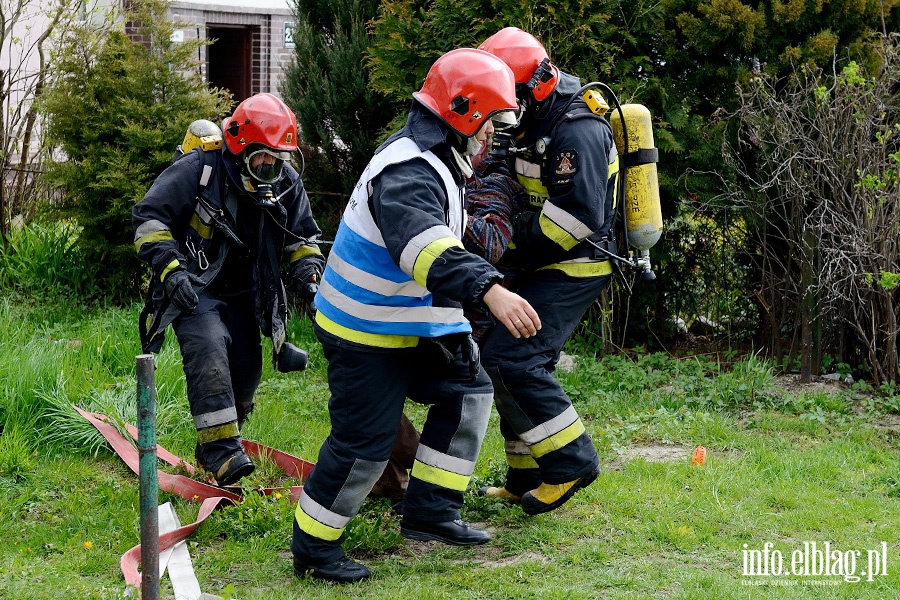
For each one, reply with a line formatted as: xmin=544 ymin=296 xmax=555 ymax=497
xmin=1 ymin=294 xmax=899 ymax=599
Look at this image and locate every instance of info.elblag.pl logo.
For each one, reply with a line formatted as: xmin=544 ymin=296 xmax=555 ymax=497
xmin=741 ymin=541 xmax=889 ymax=586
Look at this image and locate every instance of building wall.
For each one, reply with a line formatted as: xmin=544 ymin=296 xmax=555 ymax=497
xmin=169 ymin=0 xmax=295 ymax=101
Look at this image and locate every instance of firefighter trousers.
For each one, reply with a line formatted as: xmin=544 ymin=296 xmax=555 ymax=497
xmin=172 ymin=291 xmax=262 ymax=470
xmin=480 ymin=269 xmax=610 ymax=485
xmin=292 ymin=326 xmax=493 ymax=564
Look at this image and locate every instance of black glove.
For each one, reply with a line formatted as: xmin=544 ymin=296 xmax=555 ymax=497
xmin=512 ymin=211 xmax=536 ymax=247
xmin=421 ymin=334 xmax=480 ymax=380
xmin=289 ymin=259 xmax=322 ymax=293
xmin=300 ymin=282 xmax=318 ymax=320
xmin=290 ymin=259 xmax=321 ymax=320
xmin=163 ymin=269 xmax=198 ymax=313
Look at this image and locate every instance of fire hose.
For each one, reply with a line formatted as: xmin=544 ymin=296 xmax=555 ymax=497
xmin=75 ymin=406 xmax=314 ymax=590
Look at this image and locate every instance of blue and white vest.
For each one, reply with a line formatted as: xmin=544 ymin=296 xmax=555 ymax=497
xmin=315 ymin=136 xmax=470 ymax=347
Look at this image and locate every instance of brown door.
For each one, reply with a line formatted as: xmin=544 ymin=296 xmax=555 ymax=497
xmin=207 ymin=26 xmax=252 ymax=103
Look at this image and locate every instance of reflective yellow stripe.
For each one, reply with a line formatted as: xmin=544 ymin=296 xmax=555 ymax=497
xmin=537 ymin=260 xmax=613 ymax=277
xmin=411 ymin=237 xmax=464 ymax=288
xmin=518 ymin=177 xmax=549 ymax=208
xmin=189 ymin=214 xmax=214 ymax=239
xmin=314 ymin=312 xmax=419 ymax=348
xmin=411 ymin=459 xmax=469 ymax=491
xmin=196 ymin=422 xmax=240 ymax=444
xmin=506 ymin=453 xmax=539 ymax=469
xmin=289 ymin=245 xmax=322 ymax=264
xmin=608 ymin=156 xmax=619 ymax=179
xmin=134 ymin=230 xmax=174 ymax=252
xmin=160 ymin=259 xmax=180 ymax=282
xmin=538 ymin=212 xmax=580 ymax=250
xmin=609 ymin=157 xmax=620 ymax=212
xmin=528 ymin=419 xmax=586 ymax=458
xmin=295 ymin=505 xmax=344 ymax=541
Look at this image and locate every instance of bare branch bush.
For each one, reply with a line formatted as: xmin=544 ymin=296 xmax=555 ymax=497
xmin=0 ymin=0 xmax=88 ymax=240
xmin=720 ymin=33 xmax=900 ymax=384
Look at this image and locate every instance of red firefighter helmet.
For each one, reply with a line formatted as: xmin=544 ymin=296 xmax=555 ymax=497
xmin=413 ymin=48 xmax=518 ymax=137
xmin=222 ymin=93 xmax=298 ymax=155
xmin=478 ymin=27 xmax=559 ymax=103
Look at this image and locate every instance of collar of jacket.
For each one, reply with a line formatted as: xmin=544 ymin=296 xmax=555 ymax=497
xmin=404 ymin=102 xmax=453 ymax=152
xmin=378 ymin=102 xmax=466 ymax=184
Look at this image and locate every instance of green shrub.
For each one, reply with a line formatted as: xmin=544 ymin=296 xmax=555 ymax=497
xmin=39 ymin=0 xmax=231 ymax=301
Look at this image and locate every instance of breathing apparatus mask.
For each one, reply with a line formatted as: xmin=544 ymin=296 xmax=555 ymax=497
xmin=239 ymin=144 xmax=292 ymax=205
xmin=451 ymin=109 xmax=518 ymax=177
xmin=489 ymin=102 xmax=524 ymax=162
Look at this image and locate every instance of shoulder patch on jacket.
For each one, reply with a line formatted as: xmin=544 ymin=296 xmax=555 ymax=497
xmin=553 ymin=150 xmax=578 ymax=177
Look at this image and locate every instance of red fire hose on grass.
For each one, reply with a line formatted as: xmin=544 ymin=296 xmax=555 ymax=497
xmin=75 ymin=404 xmax=314 ymax=591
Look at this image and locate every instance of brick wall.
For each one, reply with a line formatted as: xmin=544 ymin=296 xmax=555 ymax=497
xmin=169 ymin=1 xmax=294 ymax=99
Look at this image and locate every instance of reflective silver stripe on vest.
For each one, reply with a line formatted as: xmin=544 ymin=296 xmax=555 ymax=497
xmin=343 ymin=137 xmax=462 ymax=246
xmin=194 ymin=199 xmax=216 ymax=226
xmin=519 ymin=405 xmax=579 ymax=446
xmin=318 ymin=278 xmax=463 ymax=325
xmin=199 ymin=164 xmax=213 ymax=187
xmin=542 ymin=200 xmax=594 ymax=240
xmin=514 ymin=157 xmax=542 ymax=179
xmin=328 ymin=251 xmax=427 ymax=298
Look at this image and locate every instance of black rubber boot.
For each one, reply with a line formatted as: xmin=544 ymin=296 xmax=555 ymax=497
xmin=293 ymin=555 xmax=370 ymax=583
xmin=212 ymin=451 xmax=256 ymax=486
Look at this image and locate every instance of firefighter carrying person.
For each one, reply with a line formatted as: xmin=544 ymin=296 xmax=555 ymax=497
xmin=132 ymin=93 xmax=325 ymax=487
xmin=290 ymin=48 xmax=541 ymax=583
xmin=475 ymin=27 xmax=618 ymax=514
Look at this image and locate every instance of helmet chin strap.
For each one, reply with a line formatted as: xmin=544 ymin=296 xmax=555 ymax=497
xmin=450 ymin=145 xmax=474 ymax=178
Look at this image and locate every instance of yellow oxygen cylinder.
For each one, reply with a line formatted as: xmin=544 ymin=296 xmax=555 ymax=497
xmin=180 ymin=119 xmax=223 ymax=154
xmin=610 ymin=104 xmax=662 ymax=279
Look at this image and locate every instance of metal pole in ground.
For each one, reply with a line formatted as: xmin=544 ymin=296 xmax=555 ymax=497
xmin=137 ymin=354 xmax=160 ymax=600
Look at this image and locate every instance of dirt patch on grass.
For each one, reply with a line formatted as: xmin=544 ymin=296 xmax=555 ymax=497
xmin=771 ymin=374 xmax=849 ymax=395
xmin=479 ymin=551 xmax=549 ymax=568
xmin=625 ymin=445 xmax=691 ymax=463
xmin=403 ymin=541 xmax=549 ymax=569
xmin=605 ymin=444 xmax=694 ymax=471
xmin=873 ymin=413 xmax=900 ymax=431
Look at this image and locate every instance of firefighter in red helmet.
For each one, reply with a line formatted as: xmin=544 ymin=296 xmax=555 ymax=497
xmin=290 ymin=48 xmax=540 ymax=583
xmin=477 ymin=27 xmax=618 ymax=514
xmin=133 ymin=93 xmax=324 ymax=487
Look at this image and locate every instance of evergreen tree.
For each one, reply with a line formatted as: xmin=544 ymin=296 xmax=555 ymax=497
xmin=281 ymin=0 xmax=392 ymax=196
xmin=39 ymin=0 xmax=231 ymax=299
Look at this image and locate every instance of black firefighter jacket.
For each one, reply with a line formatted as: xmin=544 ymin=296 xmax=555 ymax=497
xmin=132 ymin=147 xmax=324 ymax=353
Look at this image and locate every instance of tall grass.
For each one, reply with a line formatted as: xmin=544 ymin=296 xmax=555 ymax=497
xmin=0 ymin=221 xmax=99 ymax=299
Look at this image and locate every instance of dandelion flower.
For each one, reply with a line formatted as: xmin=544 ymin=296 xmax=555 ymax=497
xmin=83 ymin=541 xmax=93 ymax=550
xmin=274 ymin=492 xmax=283 ymax=500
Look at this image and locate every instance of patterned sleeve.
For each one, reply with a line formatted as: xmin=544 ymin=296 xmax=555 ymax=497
xmin=464 ymin=170 xmax=526 ymax=264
